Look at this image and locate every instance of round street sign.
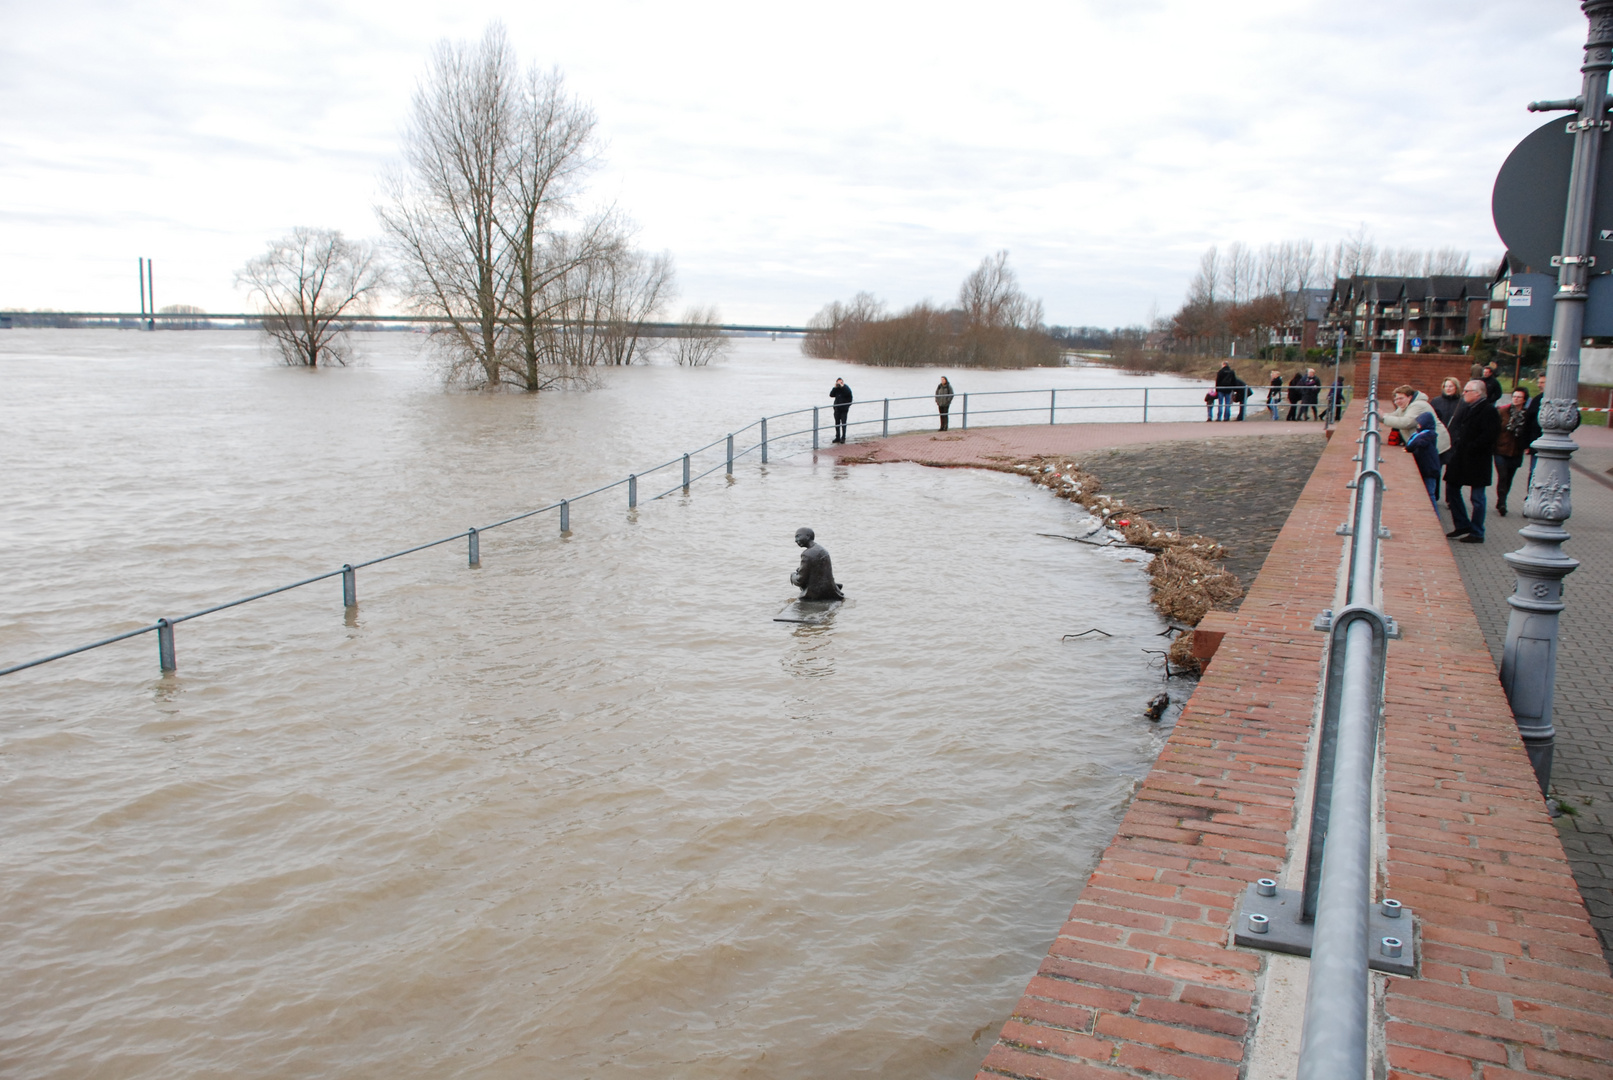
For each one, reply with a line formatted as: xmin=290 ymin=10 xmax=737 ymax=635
xmin=1492 ymin=115 xmax=1613 ymax=275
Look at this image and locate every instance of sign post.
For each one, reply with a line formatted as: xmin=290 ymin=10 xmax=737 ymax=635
xmin=1495 ymin=0 xmax=1613 ymax=800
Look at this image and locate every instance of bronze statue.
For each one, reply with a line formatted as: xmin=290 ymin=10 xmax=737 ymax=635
xmin=790 ymin=527 xmax=844 ymax=601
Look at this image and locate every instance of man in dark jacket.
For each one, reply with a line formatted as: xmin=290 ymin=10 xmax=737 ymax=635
xmin=1214 ymin=361 xmax=1238 ymax=421
xmin=1481 ymin=364 xmax=1503 ymax=404
xmin=829 ymin=378 xmax=853 ymax=443
xmin=1294 ymin=368 xmax=1322 ymax=420
xmin=1444 ymin=379 xmax=1501 ymax=543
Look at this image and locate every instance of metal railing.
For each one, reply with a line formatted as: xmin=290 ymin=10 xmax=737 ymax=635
xmin=0 ymin=380 xmax=1349 ymax=680
xmin=1230 ymin=355 xmax=1412 ymax=1079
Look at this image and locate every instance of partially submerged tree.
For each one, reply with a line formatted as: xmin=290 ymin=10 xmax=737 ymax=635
xmin=804 ymin=253 xmax=1057 ymax=367
xmin=672 ymin=305 xmax=729 ymax=366
xmin=381 ymin=23 xmax=671 ymax=391
xmin=236 ymin=228 xmax=385 ymax=366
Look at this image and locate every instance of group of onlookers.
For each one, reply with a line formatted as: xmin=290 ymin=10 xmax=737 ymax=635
xmin=1206 ymin=362 xmax=1341 ymax=422
xmin=1382 ymin=363 xmax=1566 ymax=543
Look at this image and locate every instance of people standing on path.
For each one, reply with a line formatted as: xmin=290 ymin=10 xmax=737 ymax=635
xmin=1266 ymin=371 xmax=1283 ymax=421
xmin=1286 ymin=371 xmax=1304 ymax=421
xmin=1444 ymin=379 xmax=1501 ymax=543
xmin=1494 ymin=387 xmax=1529 ymax=517
xmin=1232 ymin=371 xmax=1249 ymax=421
xmin=830 ymin=378 xmax=853 ymax=443
xmin=1204 ymin=388 xmax=1216 ymax=421
xmin=1295 ymin=368 xmax=1322 ymax=420
xmin=1326 ymin=378 xmax=1345 ymax=422
xmin=1214 ymin=361 xmax=1238 ymax=421
xmin=934 ymin=377 xmax=954 ymax=431
xmin=1383 ymin=385 xmax=1451 ymax=493
xmin=1405 ymin=411 xmax=1443 ymax=510
xmin=1431 ymin=377 xmax=1463 ymax=431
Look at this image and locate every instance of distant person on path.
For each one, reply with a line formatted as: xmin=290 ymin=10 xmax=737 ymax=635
xmin=1296 ymin=368 xmax=1322 ymax=420
xmin=935 ymin=377 xmax=954 ymax=431
xmin=1214 ymin=361 xmax=1238 ymax=421
xmin=1204 ymin=388 xmax=1217 ymax=421
xmin=1482 ymin=364 xmax=1503 ymax=404
xmin=1326 ymin=378 xmax=1345 ymax=422
xmin=1232 ymin=371 xmax=1249 ymax=420
xmin=1494 ymin=387 xmax=1529 ymax=517
xmin=1431 ymin=377 xmax=1463 ymax=431
xmin=1405 ymin=411 xmax=1443 ymax=510
xmin=830 ymin=378 xmax=853 ymax=443
xmin=1444 ymin=379 xmax=1501 ymax=543
xmin=1286 ymin=372 xmax=1304 ymax=420
xmin=1266 ymin=370 xmax=1283 ymax=421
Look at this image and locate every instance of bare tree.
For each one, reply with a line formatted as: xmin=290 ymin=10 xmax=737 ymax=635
xmin=672 ymin=305 xmax=729 ymax=366
xmin=1221 ymin=241 xmax=1256 ymax=305
xmin=958 ymin=250 xmax=1042 ymax=329
xmin=380 ymin=23 xmax=517 ymax=386
xmin=236 ymin=227 xmax=385 ymax=367
xmin=1188 ymin=246 xmax=1220 ymax=306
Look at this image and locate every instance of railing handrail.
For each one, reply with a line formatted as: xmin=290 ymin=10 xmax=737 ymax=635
xmin=0 ymin=379 xmax=1354 ymax=680
xmin=1296 ymin=355 xmax=1389 ymax=1080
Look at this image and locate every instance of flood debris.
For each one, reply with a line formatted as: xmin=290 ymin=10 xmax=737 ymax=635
xmin=1144 ymin=693 xmax=1170 ymax=721
xmin=1001 ymin=455 xmax=1241 ymax=677
xmin=1061 ymin=628 xmax=1112 ymax=640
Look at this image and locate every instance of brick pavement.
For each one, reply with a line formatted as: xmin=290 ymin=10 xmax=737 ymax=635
xmin=971 ymin=406 xmax=1613 ymax=1080
xmin=823 ymin=417 xmax=1326 ymax=468
xmin=1443 ymin=426 xmax=1613 ymax=968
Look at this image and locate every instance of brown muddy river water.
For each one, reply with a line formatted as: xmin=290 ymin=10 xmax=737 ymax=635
xmin=0 ymin=332 xmax=1195 ymax=1079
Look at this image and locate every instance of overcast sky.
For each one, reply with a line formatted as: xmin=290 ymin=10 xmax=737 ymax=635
xmin=0 ymin=1 xmax=1591 ymax=325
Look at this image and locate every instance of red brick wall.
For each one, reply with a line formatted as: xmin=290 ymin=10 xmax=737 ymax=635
xmin=1354 ymin=353 xmax=1479 ymax=398
xmin=973 ymin=403 xmax=1613 ymax=1080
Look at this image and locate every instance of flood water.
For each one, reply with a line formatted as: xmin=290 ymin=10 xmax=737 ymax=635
xmin=0 ymin=332 xmax=1193 ymax=1079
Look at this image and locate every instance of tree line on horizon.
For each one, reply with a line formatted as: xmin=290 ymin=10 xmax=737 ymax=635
xmin=803 ymin=252 xmax=1060 ymax=368
xmin=235 ymin=23 xmax=727 ymax=383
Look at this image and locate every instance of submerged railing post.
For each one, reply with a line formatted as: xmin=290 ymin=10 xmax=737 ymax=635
xmin=156 ymin=618 xmax=176 ymax=672
xmin=341 ymin=564 xmax=356 ymax=608
xmin=961 ymin=393 xmax=968 ymax=430
xmin=628 ymin=473 xmax=638 ymax=508
xmin=761 ymin=418 xmax=768 ymax=464
xmin=1143 ymin=388 xmax=1149 ymax=423
xmin=468 ymin=527 xmax=480 ymax=567
xmin=812 ymin=407 xmax=819 ymax=449
xmin=726 ymin=435 xmax=734 ymax=475
xmin=682 ymin=453 xmax=691 ymax=490
xmin=560 ymin=499 xmax=570 ymax=533
xmin=1050 ymin=388 xmax=1057 ymax=424
xmin=882 ymin=397 xmax=889 ymax=436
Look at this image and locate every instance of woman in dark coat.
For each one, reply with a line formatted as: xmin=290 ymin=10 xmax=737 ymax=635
xmin=1430 ymin=377 xmax=1463 ymax=430
xmin=935 ymin=377 xmax=955 ymax=430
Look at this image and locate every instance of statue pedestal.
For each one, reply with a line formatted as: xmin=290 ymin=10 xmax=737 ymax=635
xmin=774 ymin=600 xmax=842 ymax=624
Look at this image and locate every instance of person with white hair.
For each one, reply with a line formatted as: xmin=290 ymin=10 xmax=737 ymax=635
xmin=1443 ymin=379 xmax=1501 ymax=543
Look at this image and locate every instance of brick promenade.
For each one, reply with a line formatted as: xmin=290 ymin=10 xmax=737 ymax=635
xmin=825 ymin=417 xmax=1326 ymax=467
xmin=940 ymin=411 xmax=1613 ymax=1080
xmin=1443 ymin=425 xmax=1613 ymax=967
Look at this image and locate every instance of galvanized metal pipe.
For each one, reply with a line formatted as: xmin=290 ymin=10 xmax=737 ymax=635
xmin=156 ymin=618 xmax=176 ymax=672
xmin=882 ymin=398 xmax=889 ymax=437
xmin=628 ymin=474 xmax=637 ymax=508
xmin=961 ymin=393 xmax=968 ymax=430
xmin=342 ymin=564 xmax=356 ymax=608
xmin=560 ymin=499 xmax=569 ymax=533
xmin=468 ymin=527 xmax=480 ymax=567
xmin=1296 ymin=617 xmax=1378 ymax=1080
xmin=683 ymin=453 xmax=690 ymax=489
xmin=812 ymin=408 xmax=819 ymax=450
xmin=761 ymin=419 xmax=768 ymax=464
xmin=1050 ymin=388 xmax=1057 ymax=424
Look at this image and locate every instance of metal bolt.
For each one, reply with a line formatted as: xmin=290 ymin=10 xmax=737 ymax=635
xmin=1380 ymin=898 xmax=1402 ymax=918
xmin=1247 ymin=913 xmax=1270 ymax=935
xmin=1380 ymin=937 xmax=1403 ymax=959
xmin=1256 ymin=879 xmax=1277 ymax=897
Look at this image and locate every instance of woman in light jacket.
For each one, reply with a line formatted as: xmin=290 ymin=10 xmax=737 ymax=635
xmin=1383 ymin=384 xmax=1451 ymax=464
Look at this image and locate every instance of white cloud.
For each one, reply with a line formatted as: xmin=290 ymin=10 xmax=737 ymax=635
xmin=0 ymin=0 xmax=1587 ymax=323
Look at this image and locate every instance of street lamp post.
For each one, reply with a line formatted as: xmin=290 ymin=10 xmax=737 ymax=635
xmin=1500 ymin=0 xmax=1613 ymax=798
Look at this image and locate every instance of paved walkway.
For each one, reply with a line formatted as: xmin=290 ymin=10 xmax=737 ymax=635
xmin=1443 ymin=424 xmax=1613 ymax=967
xmin=824 ymin=417 xmax=1329 ymax=467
